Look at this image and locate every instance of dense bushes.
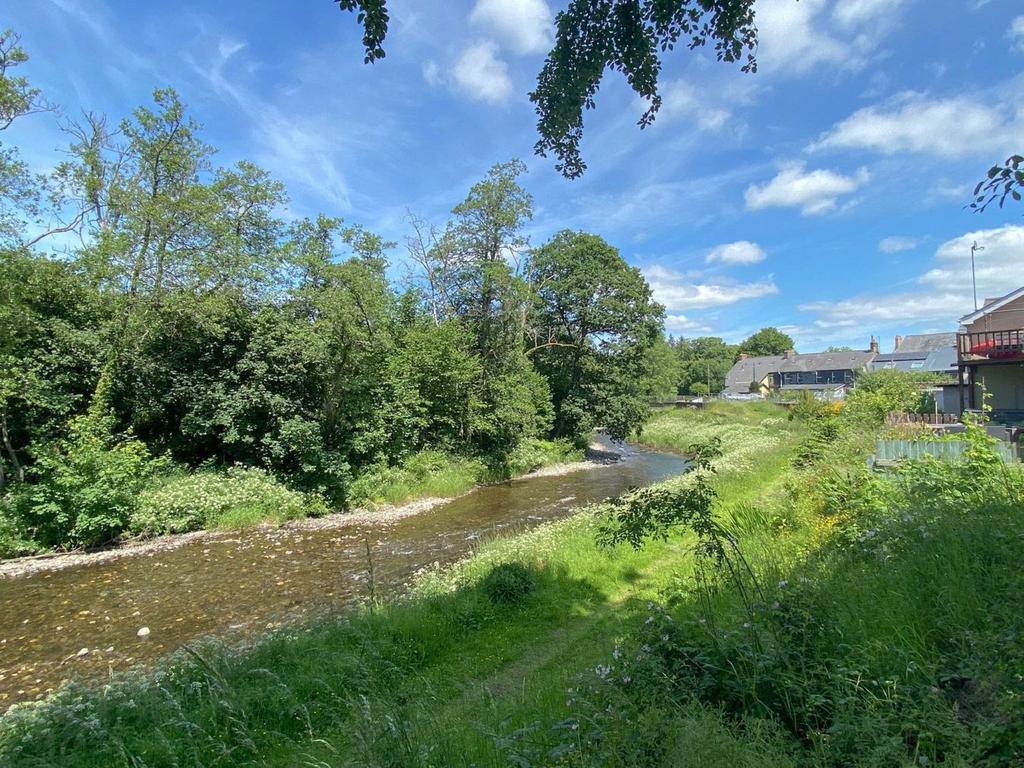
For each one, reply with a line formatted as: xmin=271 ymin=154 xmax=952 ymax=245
xmin=481 ymin=562 xmax=537 ymax=605
xmin=6 ymin=411 xmax=161 ymax=549
xmin=522 ymin=398 xmax=1024 ymax=766
xmin=131 ymin=467 xmax=326 ymax=536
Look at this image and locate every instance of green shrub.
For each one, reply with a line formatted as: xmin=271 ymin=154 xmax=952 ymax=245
xmin=348 ymin=450 xmax=487 ymax=507
xmin=131 ymin=466 xmax=325 ymax=536
xmin=18 ymin=414 xmax=160 ymax=548
xmin=502 ymin=438 xmax=582 ymax=477
xmin=481 ymin=562 xmax=537 ymax=605
xmin=0 ymin=495 xmax=43 ymax=558
xmin=844 ymin=369 xmax=938 ymax=425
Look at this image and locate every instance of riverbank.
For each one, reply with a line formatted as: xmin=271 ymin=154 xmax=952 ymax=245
xmin=0 ymin=443 xmax=613 ymax=580
xmin=0 ymin=404 xmax=793 ymax=760
xmin=5 ymin=402 xmax=1020 ymax=766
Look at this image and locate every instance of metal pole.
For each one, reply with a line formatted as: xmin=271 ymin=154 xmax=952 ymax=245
xmin=970 ymin=241 xmax=984 ymax=311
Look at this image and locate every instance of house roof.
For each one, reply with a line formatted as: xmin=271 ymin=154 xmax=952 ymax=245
xmin=777 ymin=350 xmax=876 ymax=373
xmin=870 ymin=336 xmax=957 ymax=375
xmin=723 ymin=355 xmax=784 ymax=393
xmin=723 ymin=349 xmax=876 ymax=393
xmin=923 ymin=346 xmax=958 ymax=373
xmin=894 ymin=332 xmax=957 ymax=353
xmin=873 ymin=351 xmax=930 ymax=363
xmin=959 ymin=286 xmax=1024 ymax=324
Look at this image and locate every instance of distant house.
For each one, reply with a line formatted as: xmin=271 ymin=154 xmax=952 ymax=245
xmin=957 ymin=286 xmax=1024 ymax=424
xmin=724 ymin=343 xmax=878 ymax=399
xmin=869 ymin=333 xmax=957 ymax=376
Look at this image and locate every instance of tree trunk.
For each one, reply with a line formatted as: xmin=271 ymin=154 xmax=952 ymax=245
xmin=0 ymin=407 xmax=24 ymax=485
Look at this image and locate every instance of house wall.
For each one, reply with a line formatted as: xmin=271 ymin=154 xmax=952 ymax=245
xmin=935 ymin=387 xmax=961 ymax=415
xmin=974 ymin=363 xmax=1024 ymax=412
xmin=965 ymin=295 xmax=1024 ymax=333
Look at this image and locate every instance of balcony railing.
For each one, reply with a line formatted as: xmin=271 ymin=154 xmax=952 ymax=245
xmin=958 ymin=329 xmax=1024 ymax=362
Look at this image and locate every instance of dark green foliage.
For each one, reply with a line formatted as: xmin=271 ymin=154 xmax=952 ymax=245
xmin=529 ymin=230 xmax=664 ymax=442
xmin=531 ymin=413 xmax=1024 ymax=768
xmin=481 ymin=562 xmax=537 ymax=605
xmin=739 ymin=326 xmax=795 ymax=357
xmin=670 ymin=335 xmax=738 ymax=395
xmin=12 ymin=409 xmax=161 ymax=548
xmin=972 ymin=153 xmax=1024 ymax=211
xmin=0 ymin=51 xmax=667 ymax=554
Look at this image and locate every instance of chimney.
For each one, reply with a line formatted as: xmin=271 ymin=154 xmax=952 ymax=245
xmin=894 ymin=335 xmax=903 ymax=351
xmin=783 ymin=349 xmax=796 ymax=360
xmin=739 ymin=352 xmax=749 ymax=361
xmin=869 ymin=336 xmax=879 ymax=354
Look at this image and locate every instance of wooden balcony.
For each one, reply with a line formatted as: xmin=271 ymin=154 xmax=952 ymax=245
xmin=958 ymin=329 xmax=1024 ymax=363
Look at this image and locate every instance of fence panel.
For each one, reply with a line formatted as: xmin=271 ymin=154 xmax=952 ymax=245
xmin=875 ymin=438 xmax=1019 ymax=465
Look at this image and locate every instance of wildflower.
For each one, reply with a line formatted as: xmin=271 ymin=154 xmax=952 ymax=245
xmin=622 ymin=675 xmax=631 ymax=684
xmin=771 ymin=601 xmax=780 ymax=610
xmin=612 ymin=646 xmax=621 ymax=660
xmin=777 ymin=579 xmax=789 ymax=589
xmin=595 ymin=665 xmax=611 ymax=680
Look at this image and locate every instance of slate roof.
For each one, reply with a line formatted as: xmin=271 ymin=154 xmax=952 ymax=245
xmin=776 ymin=350 xmax=876 ymax=373
xmin=894 ymin=332 xmax=957 ymax=354
xmin=871 ymin=334 xmax=957 ymax=375
xmin=723 ymin=355 xmax=783 ymax=393
xmin=723 ymin=350 xmax=876 ymax=394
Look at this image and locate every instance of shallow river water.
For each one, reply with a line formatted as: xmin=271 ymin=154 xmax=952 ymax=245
xmin=0 ymin=444 xmax=687 ymax=710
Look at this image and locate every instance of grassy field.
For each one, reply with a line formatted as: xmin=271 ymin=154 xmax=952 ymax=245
xmin=2 ymin=402 xmax=1022 ymax=767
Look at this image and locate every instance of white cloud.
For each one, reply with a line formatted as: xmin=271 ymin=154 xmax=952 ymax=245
xmin=745 ymin=163 xmax=868 ymax=215
xmin=656 ymin=80 xmax=730 ymax=131
xmin=469 ymin=0 xmax=553 ymax=55
xmin=422 ymin=60 xmax=443 ymax=86
xmin=754 ymin=0 xmax=847 ymax=75
xmin=753 ymin=0 xmax=900 ymax=75
xmin=664 ymin=314 xmax=713 ymax=334
xmin=706 ymin=240 xmax=767 ymax=265
xmin=832 ymin=0 xmax=903 ymax=29
xmin=923 ymin=225 xmax=1024 ymax=299
xmin=1009 ymin=16 xmax=1024 ymax=53
xmin=452 ymin=41 xmax=513 ymax=104
xmin=190 ymin=37 xmax=355 ymax=211
xmin=879 ymin=236 xmax=920 ymax=254
xmin=812 ymin=92 xmax=1024 ymax=157
xmin=799 ymin=225 xmax=1024 ymax=332
xmin=644 ymin=265 xmax=779 ymax=310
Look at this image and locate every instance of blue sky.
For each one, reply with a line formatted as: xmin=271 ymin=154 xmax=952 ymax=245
xmin=6 ymin=0 xmax=1024 ymax=351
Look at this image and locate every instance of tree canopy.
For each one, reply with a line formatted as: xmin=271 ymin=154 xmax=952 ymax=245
xmin=331 ymin=0 xmax=758 ymax=178
xmin=0 ymin=33 xmax=670 ymax=552
xmin=738 ymin=327 xmax=794 ymax=357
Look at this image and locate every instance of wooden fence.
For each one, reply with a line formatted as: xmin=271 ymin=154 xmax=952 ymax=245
xmin=873 ymin=438 xmax=1019 ymax=467
xmin=886 ymin=411 xmax=960 ymax=426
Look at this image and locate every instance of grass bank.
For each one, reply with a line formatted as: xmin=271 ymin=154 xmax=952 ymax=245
xmin=2 ymin=402 xmax=1022 ymax=767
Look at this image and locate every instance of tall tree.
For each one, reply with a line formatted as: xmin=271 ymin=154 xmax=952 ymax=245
xmin=672 ymin=336 xmax=738 ymax=396
xmin=331 ymin=1 xmax=759 ymax=178
xmin=739 ymin=327 xmax=794 ymax=357
xmin=409 ymin=160 xmax=552 ymax=457
xmin=529 ymin=230 xmax=663 ymax=442
xmin=0 ymin=29 xmax=54 ymax=247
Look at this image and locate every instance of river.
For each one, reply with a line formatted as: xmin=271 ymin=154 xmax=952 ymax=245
xmin=0 ymin=443 xmax=687 ymax=710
